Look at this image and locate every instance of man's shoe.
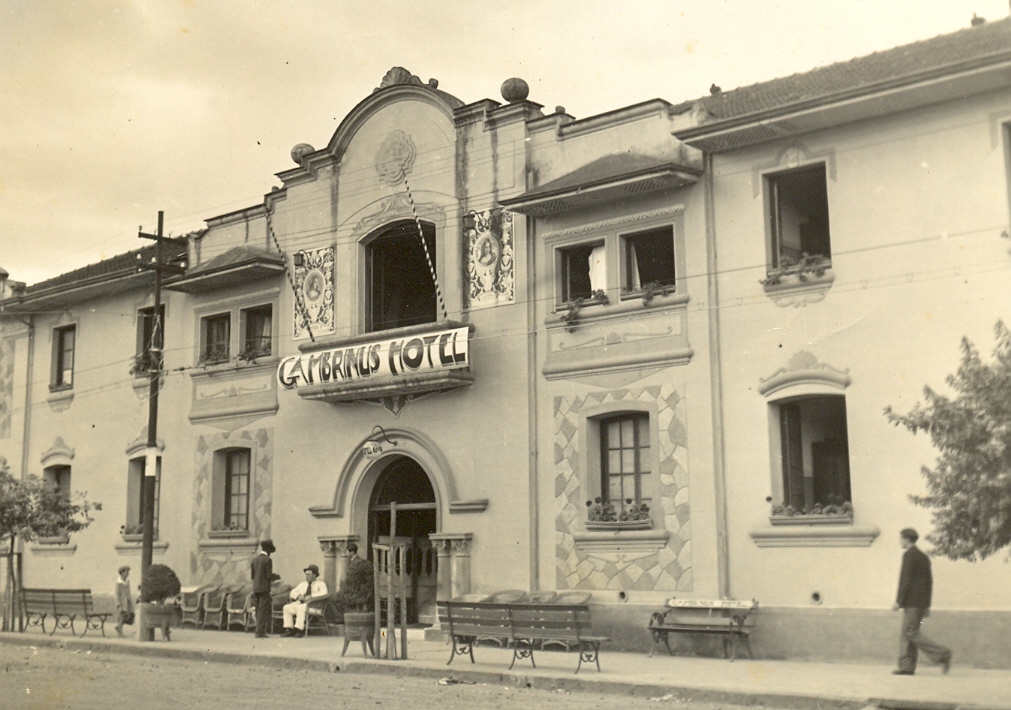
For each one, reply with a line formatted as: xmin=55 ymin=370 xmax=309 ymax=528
xmin=282 ymin=628 xmax=293 ymax=637
xmin=892 ymin=670 xmax=914 ymax=675
xmin=942 ymin=655 xmax=952 ymax=674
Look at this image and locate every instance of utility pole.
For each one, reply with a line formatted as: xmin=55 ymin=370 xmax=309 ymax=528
xmin=137 ymin=212 xmax=185 ymax=580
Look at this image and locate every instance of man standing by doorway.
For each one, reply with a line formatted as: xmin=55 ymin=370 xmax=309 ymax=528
xmin=893 ymin=528 xmax=952 ymax=675
xmin=251 ymin=539 xmax=279 ymax=639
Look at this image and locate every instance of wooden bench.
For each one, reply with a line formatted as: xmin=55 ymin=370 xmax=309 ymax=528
xmin=437 ymin=600 xmax=608 ymax=674
xmin=21 ymin=588 xmax=111 ymax=638
xmin=648 ymin=598 xmax=758 ymax=661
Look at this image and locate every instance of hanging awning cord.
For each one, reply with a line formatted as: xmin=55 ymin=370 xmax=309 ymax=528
xmin=266 ymin=206 xmax=315 ymax=343
xmin=403 ymin=175 xmax=448 ymax=322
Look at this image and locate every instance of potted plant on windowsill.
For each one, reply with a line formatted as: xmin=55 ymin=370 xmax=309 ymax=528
xmin=585 ymin=498 xmax=652 ymax=531
xmin=333 ymin=553 xmax=375 ymax=657
xmin=137 ymin=563 xmax=181 ymax=641
xmin=561 ymin=290 xmax=609 ymax=333
xmin=767 ymin=496 xmax=853 ymax=526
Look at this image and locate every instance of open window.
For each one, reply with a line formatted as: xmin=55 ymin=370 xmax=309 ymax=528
xmin=623 ymin=226 xmax=675 ymax=292
xmin=558 ymin=242 xmax=605 ymax=303
xmin=125 ymin=457 xmax=161 ymax=538
xmin=51 ymin=324 xmax=76 ymax=389
xmin=766 ymin=164 xmax=831 ymax=268
xmin=775 ymin=395 xmax=851 ymax=513
xmin=240 ymin=304 xmax=272 ymax=359
xmin=200 ymin=313 xmax=230 ymax=364
xmin=136 ymin=305 xmax=165 ymax=374
xmin=43 ymin=465 xmax=71 ymax=499
xmin=367 ymin=221 xmax=437 ymax=332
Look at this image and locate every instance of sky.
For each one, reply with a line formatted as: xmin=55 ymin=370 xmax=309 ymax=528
xmin=1 ymin=0 xmax=1008 ymax=286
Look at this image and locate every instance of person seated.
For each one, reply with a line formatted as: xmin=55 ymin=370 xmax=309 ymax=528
xmin=282 ymin=564 xmax=327 ymax=637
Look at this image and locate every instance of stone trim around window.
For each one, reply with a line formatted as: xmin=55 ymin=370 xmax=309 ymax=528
xmin=749 ymin=525 xmax=880 ymax=548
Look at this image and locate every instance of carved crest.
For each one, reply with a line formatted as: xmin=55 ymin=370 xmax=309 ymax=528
xmin=375 ymin=67 xmax=424 ymax=92
xmin=375 ymin=130 xmax=416 ymax=186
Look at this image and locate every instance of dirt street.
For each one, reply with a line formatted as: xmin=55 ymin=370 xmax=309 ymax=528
xmin=0 ymin=644 xmax=776 ymax=710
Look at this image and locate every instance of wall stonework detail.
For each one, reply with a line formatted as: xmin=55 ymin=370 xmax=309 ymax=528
xmin=191 ymin=427 xmax=273 ymax=584
xmin=554 ymin=386 xmax=692 ymax=592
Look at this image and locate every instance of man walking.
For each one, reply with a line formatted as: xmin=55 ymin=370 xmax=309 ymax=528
xmin=251 ymin=539 xmax=279 ymax=639
xmin=893 ymin=528 xmax=952 ymax=675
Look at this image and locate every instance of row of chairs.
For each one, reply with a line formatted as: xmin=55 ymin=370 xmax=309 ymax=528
xmin=178 ymin=582 xmax=334 ymax=635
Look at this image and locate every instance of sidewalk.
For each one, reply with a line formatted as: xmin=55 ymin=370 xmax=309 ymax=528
xmin=1 ymin=627 xmax=1007 ymax=710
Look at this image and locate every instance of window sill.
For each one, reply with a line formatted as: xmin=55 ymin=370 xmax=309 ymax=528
xmin=749 ymin=524 xmax=879 ymax=548
xmin=198 ymin=536 xmax=259 ymax=554
xmin=761 ymin=268 xmax=834 ymax=307
xmin=573 ymin=527 xmax=669 ymax=558
xmin=769 ymin=514 xmax=853 ymax=527
xmin=121 ymin=533 xmax=159 ymax=543
xmin=30 ymin=541 xmax=77 ymax=556
xmin=46 ymin=387 xmax=74 ymax=410
xmin=547 ymin=291 xmax=690 ymax=330
xmin=584 ymin=519 xmax=653 ymax=532
xmin=115 ymin=539 xmax=169 ymax=554
xmin=190 ymin=357 xmax=279 ymax=377
xmin=207 ymin=529 xmax=250 ymax=539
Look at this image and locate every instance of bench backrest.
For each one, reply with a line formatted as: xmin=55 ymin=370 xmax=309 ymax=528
xmin=666 ymin=598 xmax=758 ymax=610
xmin=437 ymin=601 xmax=594 ymax=642
xmin=22 ymin=588 xmax=95 ymax=614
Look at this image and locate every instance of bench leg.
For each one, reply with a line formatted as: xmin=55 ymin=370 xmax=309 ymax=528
xmin=576 ymin=640 xmax=602 ymax=674
xmin=447 ymin=635 xmax=475 ymax=666
xmin=509 ymin=640 xmax=534 ymax=671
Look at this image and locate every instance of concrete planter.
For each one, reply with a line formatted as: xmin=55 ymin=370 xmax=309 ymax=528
xmin=769 ymin=514 xmax=853 ymax=526
xmin=342 ymin=611 xmax=375 ymax=657
xmin=137 ymin=602 xmax=177 ymax=641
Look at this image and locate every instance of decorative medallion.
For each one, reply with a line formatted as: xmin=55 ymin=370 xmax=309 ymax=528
xmin=293 ymin=246 xmax=335 ymax=340
xmin=375 ymin=130 xmax=417 ymax=186
xmin=465 ymin=209 xmax=515 ymax=310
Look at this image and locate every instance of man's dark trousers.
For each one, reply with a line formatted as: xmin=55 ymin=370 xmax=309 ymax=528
xmin=253 ymin=592 xmax=272 ymax=638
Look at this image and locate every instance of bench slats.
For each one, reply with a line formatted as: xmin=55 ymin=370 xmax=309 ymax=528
xmin=438 ymin=600 xmax=607 ymax=674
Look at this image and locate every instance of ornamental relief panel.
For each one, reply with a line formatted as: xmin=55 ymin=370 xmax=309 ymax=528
xmin=465 ymin=209 xmax=515 ymax=310
xmin=293 ymin=246 xmax=335 ymax=341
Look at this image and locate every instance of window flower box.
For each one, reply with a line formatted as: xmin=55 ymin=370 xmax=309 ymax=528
xmin=585 ymin=519 xmax=652 ymax=532
xmin=769 ymin=513 xmax=853 ymax=526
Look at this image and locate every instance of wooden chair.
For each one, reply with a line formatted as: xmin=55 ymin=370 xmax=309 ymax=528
xmin=269 ymin=583 xmax=293 ymax=634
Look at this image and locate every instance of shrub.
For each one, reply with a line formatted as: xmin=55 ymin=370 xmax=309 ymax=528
xmin=333 ymin=556 xmax=374 ymax=613
xmin=140 ymin=564 xmax=181 ymax=603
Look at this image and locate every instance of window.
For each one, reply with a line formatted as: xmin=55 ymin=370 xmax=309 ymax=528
xmin=559 ymin=242 xmax=605 ymax=303
xmin=43 ymin=465 xmax=71 ymax=499
xmin=136 ymin=305 xmax=165 ymax=373
xmin=51 ymin=325 xmax=75 ymax=389
xmin=200 ymin=313 xmax=230 ymax=364
xmin=219 ymin=449 xmax=250 ymax=532
xmin=240 ymin=305 xmax=272 ymax=359
xmin=777 ymin=395 xmax=850 ymax=513
xmin=367 ymin=221 xmax=437 ymax=332
xmin=600 ymin=413 xmax=652 ymax=518
xmin=623 ymin=226 xmax=675 ymax=292
xmin=767 ymin=164 xmax=831 ymax=268
xmin=125 ymin=457 xmax=160 ymax=537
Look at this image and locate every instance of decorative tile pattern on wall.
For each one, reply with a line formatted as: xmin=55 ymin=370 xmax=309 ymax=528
xmin=0 ymin=335 xmax=13 ymax=439
xmin=191 ymin=428 xmax=273 ymax=585
xmin=554 ymin=386 xmax=692 ymax=591
xmin=293 ymin=246 xmax=335 ymax=341
xmin=465 ymin=209 xmax=515 ymax=310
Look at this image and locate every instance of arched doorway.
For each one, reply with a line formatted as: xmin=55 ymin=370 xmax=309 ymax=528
xmin=366 ymin=455 xmax=437 ymax=623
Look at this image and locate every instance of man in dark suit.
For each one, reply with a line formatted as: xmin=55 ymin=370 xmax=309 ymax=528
xmin=893 ymin=528 xmax=952 ymax=675
xmin=251 ymin=539 xmax=279 ymax=639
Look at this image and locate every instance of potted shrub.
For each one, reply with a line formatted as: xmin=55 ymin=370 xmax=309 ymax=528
xmin=333 ymin=552 xmax=375 ymax=657
xmin=137 ymin=563 xmax=181 ymax=641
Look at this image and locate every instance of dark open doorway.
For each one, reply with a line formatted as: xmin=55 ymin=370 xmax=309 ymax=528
xmin=367 ymin=456 xmax=437 ymax=624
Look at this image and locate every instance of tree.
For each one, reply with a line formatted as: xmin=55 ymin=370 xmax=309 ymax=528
xmin=0 ymin=460 xmax=101 ymax=629
xmin=885 ymin=321 xmax=1011 ymax=561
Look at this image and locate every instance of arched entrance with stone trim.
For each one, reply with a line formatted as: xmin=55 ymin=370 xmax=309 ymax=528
xmin=314 ymin=428 xmax=480 ymax=620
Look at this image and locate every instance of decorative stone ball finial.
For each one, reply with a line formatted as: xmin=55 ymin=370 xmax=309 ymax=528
xmin=291 ymin=143 xmax=315 ymax=165
xmin=501 ymin=78 xmax=529 ymax=103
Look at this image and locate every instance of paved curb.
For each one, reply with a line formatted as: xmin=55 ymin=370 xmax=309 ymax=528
xmin=0 ymin=633 xmax=863 ymax=709
xmin=1 ymin=634 xmax=1003 ymax=710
